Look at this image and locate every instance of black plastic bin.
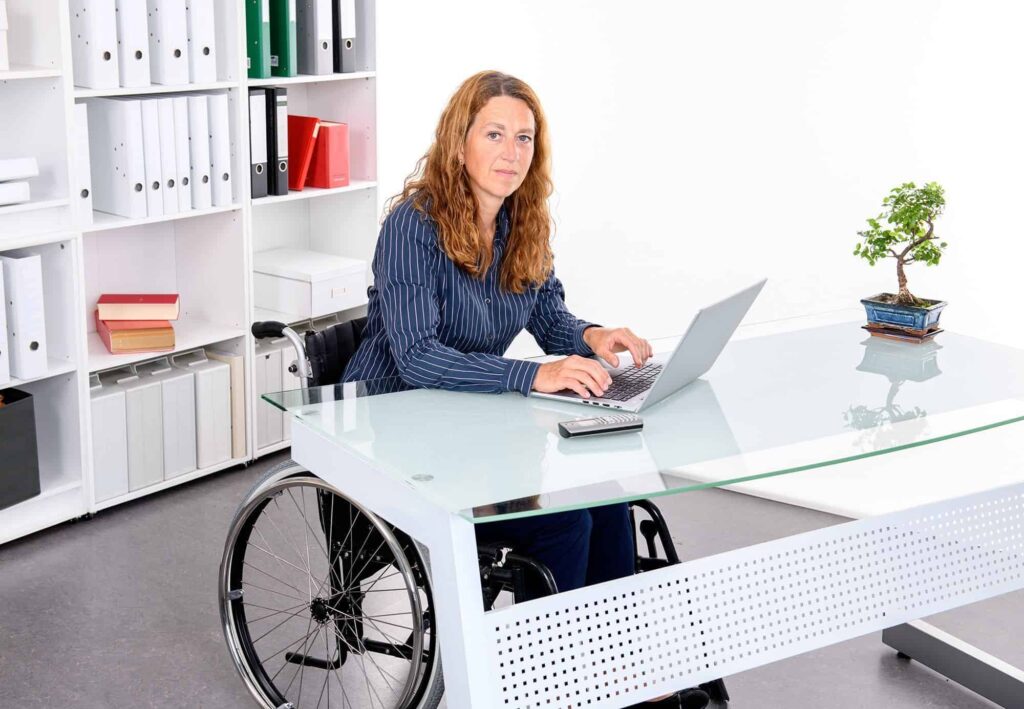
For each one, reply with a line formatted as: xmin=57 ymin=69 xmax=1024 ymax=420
xmin=0 ymin=388 xmax=41 ymax=511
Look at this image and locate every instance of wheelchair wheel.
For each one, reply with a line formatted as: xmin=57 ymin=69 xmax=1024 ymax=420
xmin=220 ymin=461 xmax=444 ymax=709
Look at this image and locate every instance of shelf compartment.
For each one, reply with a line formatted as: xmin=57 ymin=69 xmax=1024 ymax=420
xmin=247 ymin=71 xmax=375 ymax=87
xmin=251 ymin=187 xmax=379 ymax=268
xmin=7 ymin=373 xmax=85 ymax=503
xmin=4 ymin=0 xmax=64 ymax=77
xmin=83 ymin=204 xmax=242 ymax=233
xmin=0 ymin=78 xmax=68 ymax=205
xmin=93 ymin=456 xmax=247 ymax=512
xmin=0 ymin=239 xmax=82 ymax=367
xmin=83 ymin=210 xmax=247 ymax=372
xmin=268 ymin=79 xmax=377 ymax=183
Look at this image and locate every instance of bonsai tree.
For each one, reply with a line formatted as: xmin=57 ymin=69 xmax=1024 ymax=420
xmin=854 ymin=181 xmax=948 ymax=306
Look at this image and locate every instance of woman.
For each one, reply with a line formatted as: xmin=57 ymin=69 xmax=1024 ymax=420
xmin=343 ymin=71 xmax=708 ymax=709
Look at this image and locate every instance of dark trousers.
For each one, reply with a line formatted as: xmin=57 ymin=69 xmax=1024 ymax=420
xmin=475 ymin=502 xmax=635 ymax=597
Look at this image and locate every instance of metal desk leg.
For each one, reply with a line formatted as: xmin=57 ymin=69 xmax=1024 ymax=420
xmin=883 ymin=621 xmax=1024 ymax=707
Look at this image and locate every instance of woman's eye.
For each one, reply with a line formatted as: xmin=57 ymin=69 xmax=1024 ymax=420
xmin=518 ymin=135 xmax=533 ymax=143
xmin=487 ymin=132 xmax=501 ymax=140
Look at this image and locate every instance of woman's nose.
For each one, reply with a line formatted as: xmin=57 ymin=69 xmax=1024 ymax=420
xmin=502 ymin=140 xmax=519 ymax=161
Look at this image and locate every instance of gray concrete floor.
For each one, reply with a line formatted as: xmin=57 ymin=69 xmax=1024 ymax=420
xmin=0 ymin=451 xmax=1018 ymax=708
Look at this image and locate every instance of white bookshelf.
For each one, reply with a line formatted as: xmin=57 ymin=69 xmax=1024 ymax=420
xmin=0 ymin=0 xmax=379 ymax=546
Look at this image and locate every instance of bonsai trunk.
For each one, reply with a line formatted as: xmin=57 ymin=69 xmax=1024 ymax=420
xmin=895 ymin=258 xmax=916 ymax=305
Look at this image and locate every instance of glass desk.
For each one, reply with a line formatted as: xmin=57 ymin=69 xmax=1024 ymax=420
xmin=261 ymin=320 xmax=1024 ymax=708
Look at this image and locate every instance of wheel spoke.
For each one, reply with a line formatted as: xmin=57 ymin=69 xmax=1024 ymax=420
xmin=311 ymin=505 xmax=364 ymax=601
xmin=317 ymin=626 xmax=332 ymax=709
xmin=250 ymin=524 xmax=310 ymax=590
xmin=249 ymin=602 xmax=311 ymax=645
xmin=288 ymin=486 xmax=331 ymax=565
xmin=264 ymin=500 xmax=314 ymax=580
xmin=297 ymin=487 xmax=314 ymax=601
xmin=284 ymin=615 xmax=318 ymax=700
xmin=241 ymin=576 xmax=308 ymax=604
xmin=244 ymin=601 xmax=308 ymax=625
xmin=263 ymin=616 xmax=319 ymax=669
xmin=340 ymin=536 xmax=390 ymax=596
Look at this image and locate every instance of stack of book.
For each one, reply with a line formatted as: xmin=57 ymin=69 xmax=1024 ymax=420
xmin=862 ymin=322 xmax=943 ymax=343
xmin=95 ymin=294 xmax=180 ymax=354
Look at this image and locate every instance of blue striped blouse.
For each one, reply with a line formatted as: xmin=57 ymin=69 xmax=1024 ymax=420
xmin=342 ymin=198 xmax=596 ymax=395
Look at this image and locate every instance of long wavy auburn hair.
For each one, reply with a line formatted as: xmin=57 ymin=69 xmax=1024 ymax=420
xmin=384 ymin=71 xmax=555 ymax=294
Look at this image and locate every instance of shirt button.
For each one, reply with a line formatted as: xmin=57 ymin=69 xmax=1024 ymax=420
xmin=487 ymin=333 xmax=494 ymax=340
xmin=485 ymin=298 xmax=491 ymax=305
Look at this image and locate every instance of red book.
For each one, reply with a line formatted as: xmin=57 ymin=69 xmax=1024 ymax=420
xmin=94 ymin=310 xmax=175 ymax=354
xmin=307 ymin=121 xmax=350 ymax=189
xmin=96 ymin=293 xmax=180 ymax=321
xmin=288 ymin=115 xmax=321 ymax=191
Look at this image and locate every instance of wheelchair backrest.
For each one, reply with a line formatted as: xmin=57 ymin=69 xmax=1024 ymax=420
xmin=304 ymin=316 xmax=368 ymax=387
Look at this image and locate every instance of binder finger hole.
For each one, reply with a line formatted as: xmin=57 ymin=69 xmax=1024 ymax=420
xmin=222 ymin=173 xmax=229 ymax=181
xmin=346 ymin=39 xmax=353 ymax=50
xmin=174 ymin=49 xmax=182 ymax=58
xmin=103 ymin=51 xmax=111 ymax=61
xmin=80 ymin=189 xmax=89 ymax=199
xmin=278 ymin=161 xmax=286 ymax=173
xmin=134 ymin=183 xmax=143 ymax=192
xmin=182 ymin=177 xmax=189 ymax=186
xmin=255 ymin=164 xmax=264 ymax=175
xmin=202 ymin=175 xmax=209 ymax=184
xmin=321 ymin=41 xmax=329 ymax=51
xmin=135 ymin=50 xmax=143 ymax=60
xmin=168 ymin=179 xmax=175 ymax=188
xmin=152 ymin=181 xmax=160 ymax=191
xmin=203 ymin=47 xmax=210 ymax=56
xmin=29 ymin=342 xmax=39 ymax=352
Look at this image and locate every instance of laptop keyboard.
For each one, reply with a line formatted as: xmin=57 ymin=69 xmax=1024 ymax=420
xmin=600 ymin=363 xmax=663 ymax=401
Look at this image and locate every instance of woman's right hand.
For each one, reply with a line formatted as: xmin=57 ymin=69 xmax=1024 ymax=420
xmin=532 ymin=356 xmax=613 ymax=399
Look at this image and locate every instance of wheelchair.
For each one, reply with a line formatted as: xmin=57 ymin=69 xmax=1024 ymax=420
xmin=220 ymin=317 xmax=729 ymax=708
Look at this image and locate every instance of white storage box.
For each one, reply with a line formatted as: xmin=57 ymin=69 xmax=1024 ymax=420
xmin=171 ymin=350 xmax=231 ymax=469
xmin=89 ymin=373 xmax=130 ymax=503
xmin=136 ymin=358 xmax=197 ymax=479
xmin=254 ymin=337 xmax=284 ymax=449
xmin=101 ymin=367 xmax=163 ymax=492
xmin=253 ymin=248 xmax=367 ymax=319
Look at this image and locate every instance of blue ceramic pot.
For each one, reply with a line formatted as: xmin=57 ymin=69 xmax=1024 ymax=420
xmin=861 ymin=293 xmax=947 ymax=331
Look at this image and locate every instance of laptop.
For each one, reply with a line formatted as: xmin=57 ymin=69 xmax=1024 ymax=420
xmin=532 ymin=279 xmax=767 ymax=412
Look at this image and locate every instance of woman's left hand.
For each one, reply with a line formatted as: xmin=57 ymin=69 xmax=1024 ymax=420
xmin=582 ymin=326 xmax=653 ymax=368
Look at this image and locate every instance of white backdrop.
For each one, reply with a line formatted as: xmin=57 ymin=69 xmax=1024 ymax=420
xmin=376 ymin=0 xmax=1024 ymax=356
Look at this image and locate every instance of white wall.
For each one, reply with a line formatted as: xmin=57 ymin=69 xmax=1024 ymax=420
xmin=377 ymin=0 xmax=1024 ymax=356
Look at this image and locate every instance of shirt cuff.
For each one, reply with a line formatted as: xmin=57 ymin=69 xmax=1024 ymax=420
xmin=575 ymin=323 xmax=600 ymax=356
xmin=503 ymin=359 xmax=542 ymax=397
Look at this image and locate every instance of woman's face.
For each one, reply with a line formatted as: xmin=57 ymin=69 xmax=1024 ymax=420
xmin=459 ymin=95 xmax=536 ymax=205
